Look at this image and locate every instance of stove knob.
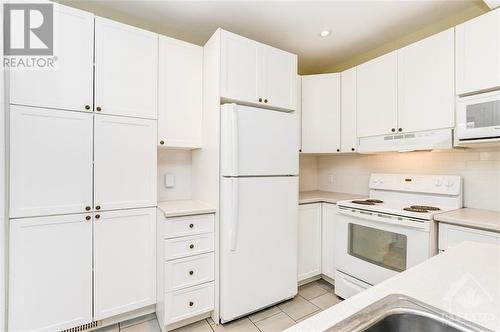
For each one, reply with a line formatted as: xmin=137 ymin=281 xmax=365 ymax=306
xmin=435 ymin=179 xmax=443 ymax=187
xmin=445 ymin=180 xmax=454 ymax=188
xmin=372 ymin=179 xmax=379 ymax=184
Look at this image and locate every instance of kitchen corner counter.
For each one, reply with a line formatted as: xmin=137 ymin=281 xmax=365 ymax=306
xmin=435 ymin=208 xmax=500 ymax=233
xmin=287 ymin=241 xmax=500 ymax=331
xmin=299 ymin=190 xmax=365 ymax=205
xmin=157 ymin=200 xmax=216 ymax=218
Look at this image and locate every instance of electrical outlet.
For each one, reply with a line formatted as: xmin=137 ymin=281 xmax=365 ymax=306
xmin=165 ymin=173 xmax=175 ymax=188
xmin=328 ymin=174 xmax=334 ymax=184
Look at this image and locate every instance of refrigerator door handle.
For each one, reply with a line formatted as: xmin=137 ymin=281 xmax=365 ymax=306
xmin=230 ymin=178 xmax=239 ymax=251
xmin=231 ymin=106 xmax=239 ymax=176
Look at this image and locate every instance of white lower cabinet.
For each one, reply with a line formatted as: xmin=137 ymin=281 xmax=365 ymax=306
xmin=94 ymin=207 xmax=156 ymax=320
xmin=438 ymin=223 xmax=500 ymax=251
xmin=157 ymin=212 xmax=215 ymax=330
xmin=9 ymin=214 xmax=93 ymax=332
xmin=298 ymin=203 xmax=322 ymax=282
xmin=321 ymin=203 xmax=337 ymax=279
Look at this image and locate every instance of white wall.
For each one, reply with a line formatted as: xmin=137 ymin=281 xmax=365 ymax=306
xmin=314 ymin=148 xmax=500 ymax=211
xmin=299 ymin=155 xmax=318 ymax=191
xmin=157 ymin=150 xmax=192 ymax=201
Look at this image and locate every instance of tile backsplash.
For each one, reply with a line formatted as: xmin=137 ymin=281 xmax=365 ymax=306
xmin=300 ymin=148 xmax=500 ymax=211
xmin=157 ymin=150 xmax=192 ymax=201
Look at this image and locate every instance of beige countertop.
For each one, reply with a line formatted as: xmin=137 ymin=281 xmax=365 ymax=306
xmin=435 ymin=208 xmax=500 ymax=233
xmin=157 ymin=200 xmax=216 ymax=218
xmin=299 ymin=190 xmax=365 ymax=205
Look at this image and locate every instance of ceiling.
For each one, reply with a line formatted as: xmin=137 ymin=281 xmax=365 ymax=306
xmin=60 ymin=0 xmax=489 ymax=74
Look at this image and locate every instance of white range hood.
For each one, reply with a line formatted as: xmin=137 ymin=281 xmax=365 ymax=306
xmin=357 ymin=128 xmax=454 ymax=153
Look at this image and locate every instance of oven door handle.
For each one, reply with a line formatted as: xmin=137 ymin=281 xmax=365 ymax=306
xmin=337 ymin=207 xmax=430 ymax=231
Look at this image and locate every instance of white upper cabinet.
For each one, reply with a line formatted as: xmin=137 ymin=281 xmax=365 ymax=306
xmin=456 ymin=9 xmax=500 ymax=96
xmin=340 ymin=68 xmax=357 ymax=152
xmin=9 ymin=4 xmax=94 ymax=112
xmin=94 ymin=208 xmax=156 ymax=320
xmin=94 ymin=115 xmax=157 ymax=211
xmin=398 ymin=29 xmax=455 ymax=133
xmin=9 ymin=214 xmax=92 ymax=332
xmin=9 ymin=106 xmax=93 ymax=218
xmin=220 ymin=30 xmax=297 ymax=111
xmin=158 ymin=36 xmax=203 ymax=149
xmin=356 ymin=51 xmax=398 ymax=137
xmin=301 ymin=74 xmax=341 ymax=153
xmin=95 ymin=17 xmax=158 ymax=119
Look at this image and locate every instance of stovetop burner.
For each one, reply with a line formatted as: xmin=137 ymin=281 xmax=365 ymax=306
xmin=351 ymin=199 xmax=384 ymax=205
xmin=366 ymin=199 xmax=384 ymax=203
xmin=403 ymin=207 xmax=429 ymax=213
xmin=410 ymin=205 xmax=441 ymax=211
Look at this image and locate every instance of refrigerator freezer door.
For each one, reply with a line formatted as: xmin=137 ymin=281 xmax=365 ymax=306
xmin=221 ymin=104 xmax=299 ymax=176
xmin=219 ymin=176 xmax=298 ymax=322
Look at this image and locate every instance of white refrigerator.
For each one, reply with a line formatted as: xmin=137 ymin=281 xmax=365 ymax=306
xmin=219 ymin=103 xmax=299 ymax=323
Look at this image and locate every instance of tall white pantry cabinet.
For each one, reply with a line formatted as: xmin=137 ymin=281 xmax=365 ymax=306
xmin=8 ymin=5 xmax=157 ymax=332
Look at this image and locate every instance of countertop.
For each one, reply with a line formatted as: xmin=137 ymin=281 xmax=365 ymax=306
xmin=299 ymin=190 xmax=365 ymax=205
xmin=157 ymin=200 xmax=216 ymax=218
xmin=287 ymin=241 xmax=500 ymax=331
xmin=435 ymin=208 xmax=500 ymax=233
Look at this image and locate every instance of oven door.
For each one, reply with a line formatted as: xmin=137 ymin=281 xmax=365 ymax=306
xmin=457 ymin=91 xmax=500 ymax=141
xmin=335 ymin=207 xmax=435 ymax=286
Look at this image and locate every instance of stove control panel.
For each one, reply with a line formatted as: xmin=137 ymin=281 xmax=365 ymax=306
xmin=370 ymin=174 xmax=462 ymax=195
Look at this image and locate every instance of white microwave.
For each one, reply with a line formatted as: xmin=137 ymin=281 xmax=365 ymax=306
xmin=457 ymin=91 xmax=500 ymax=141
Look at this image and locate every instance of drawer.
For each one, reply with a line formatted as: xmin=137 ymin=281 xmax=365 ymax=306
xmin=164 ymin=214 xmax=214 ymax=239
xmin=334 ymin=270 xmax=371 ymax=299
xmin=164 ymin=282 xmax=214 ymax=325
xmin=164 ymin=233 xmax=214 ymax=261
xmin=439 ymin=223 xmax=500 ymax=251
xmin=165 ymin=252 xmax=214 ymax=292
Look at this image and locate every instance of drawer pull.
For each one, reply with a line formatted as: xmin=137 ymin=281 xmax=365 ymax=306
xmin=189 ymin=244 xmax=194 ymax=249
xmin=189 ymin=270 xmax=194 ymax=275
xmin=189 ymin=301 xmax=194 ymax=307
xmin=189 ymin=223 xmax=194 ymax=229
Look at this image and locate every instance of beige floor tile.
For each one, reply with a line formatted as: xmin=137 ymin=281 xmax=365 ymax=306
xmin=207 ymin=317 xmax=216 ymax=325
xmin=295 ymin=311 xmax=321 ymax=323
xmin=95 ymin=323 xmax=119 ymax=332
xmin=278 ymin=296 xmax=320 ymax=321
xmin=212 ymin=317 xmax=259 ymax=332
xmin=298 ymin=283 xmax=328 ymax=300
xmin=255 ymin=312 xmax=296 ymax=332
xmin=309 ymin=292 xmax=342 ymax=310
xmin=248 ymin=306 xmax=282 ymax=323
xmin=120 ymin=318 xmax=161 ymax=332
xmin=172 ymin=319 xmax=214 ymax=332
xmin=119 ymin=313 xmax=157 ymax=329
xmin=316 ymin=279 xmax=335 ymax=292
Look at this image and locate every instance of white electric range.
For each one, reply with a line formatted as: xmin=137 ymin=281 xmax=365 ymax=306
xmin=334 ymin=173 xmax=463 ymax=299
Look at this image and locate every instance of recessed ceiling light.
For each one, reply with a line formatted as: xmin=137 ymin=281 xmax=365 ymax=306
xmin=319 ymin=29 xmax=331 ymax=37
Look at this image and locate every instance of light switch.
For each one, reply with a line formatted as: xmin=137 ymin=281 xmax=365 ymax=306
xmin=165 ymin=173 xmax=175 ymax=188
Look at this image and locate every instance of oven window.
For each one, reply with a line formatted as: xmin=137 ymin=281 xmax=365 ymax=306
xmin=466 ymin=100 xmax=500 ymax=129
xmin=348 ymin=223 xmax=407 ymax=272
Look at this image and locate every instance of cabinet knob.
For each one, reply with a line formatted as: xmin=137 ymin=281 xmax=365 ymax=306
xmin=189 ymin=301 xmax=194 ymax=307
xmin=391 ymin=128 xmax=396 ymax=132
xmin=95 ymin=205 xmax=101 ymax=210
xmin=85 ymin=206 xmax=91 ymax=211
xmin=264 ymin=99 xmax=268 ymax=103
xmin=189 ymin=244 xmax=194 ymax=249
xmin=160 ymin=140 xmax=165 ymax=145
xmin=189 ymin=223 xmax=194 ymax=228
xmin=336 ymin=149 xmax=340 ymax=152
xmin=258 ymin=98 xmax=263 ymax=102
xmin=85 ymin=105 xmax=91 ymax=110
xmin=96 ymin=106 xmax=102 ymax=112
xmin=398 ymin=128 xmax=403 ymax=132
xmin=351 ymin=148 xmax=355 ymax=152
xmin=95 ymin=214 xmax=100 ymax=219
xmin=299 ymin=149 xmax=302 ymax=153
xmin=189 ymin=270 xmax=194 ymax=275
xmin=85 ymin=215 xmax=91 ymax=221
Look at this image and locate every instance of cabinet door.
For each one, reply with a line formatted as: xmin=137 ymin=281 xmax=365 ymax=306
xmin=356 ymin=52 xmax=398 ymax=137
xmin=301 ymin=74 xmax=340 ymax=153
xmin=94 ymin=114 xmax=157 ymax=211
xmin=9 ymin=106 xmax=93 ymax=218
xmin=158 ymin=36 xmax=203 ymax=148
xmin=220 ymin=30 xmax=260 ymax=105
xmin=398 ymin=29 xmax=455 ymax=133
xmin=94 ymin=208 xmax=156 ymax=320
xmin=95 ymin=17 xmax=158 ymax=119
xmin=456 ymin=10 xmax=500 ymax=95
xmin=298 ymin=203 xmax=322 ymax=281
xmin=321 ymin=203 xmax=337 ymax=279
xmin=261 ymin=45 xmax=298 ymax=111
xmin=9 ymin=4 xmax=93 ymax=112
xmin=9 ymin=214 xmax=92 ymax=332
xmin=341 ymin=68 xmax=357 ymax=152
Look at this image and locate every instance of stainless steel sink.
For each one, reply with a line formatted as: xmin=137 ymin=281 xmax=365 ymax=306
xmin=327 ymin=294 xmax=492 ymax=332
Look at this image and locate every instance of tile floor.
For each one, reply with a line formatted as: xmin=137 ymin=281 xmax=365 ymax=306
xmin=99 ymin=279 xmax=342 ymax=332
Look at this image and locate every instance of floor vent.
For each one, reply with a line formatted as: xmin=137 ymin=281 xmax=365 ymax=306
xmin=60 ymin=321 xmax=101 ymax=332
